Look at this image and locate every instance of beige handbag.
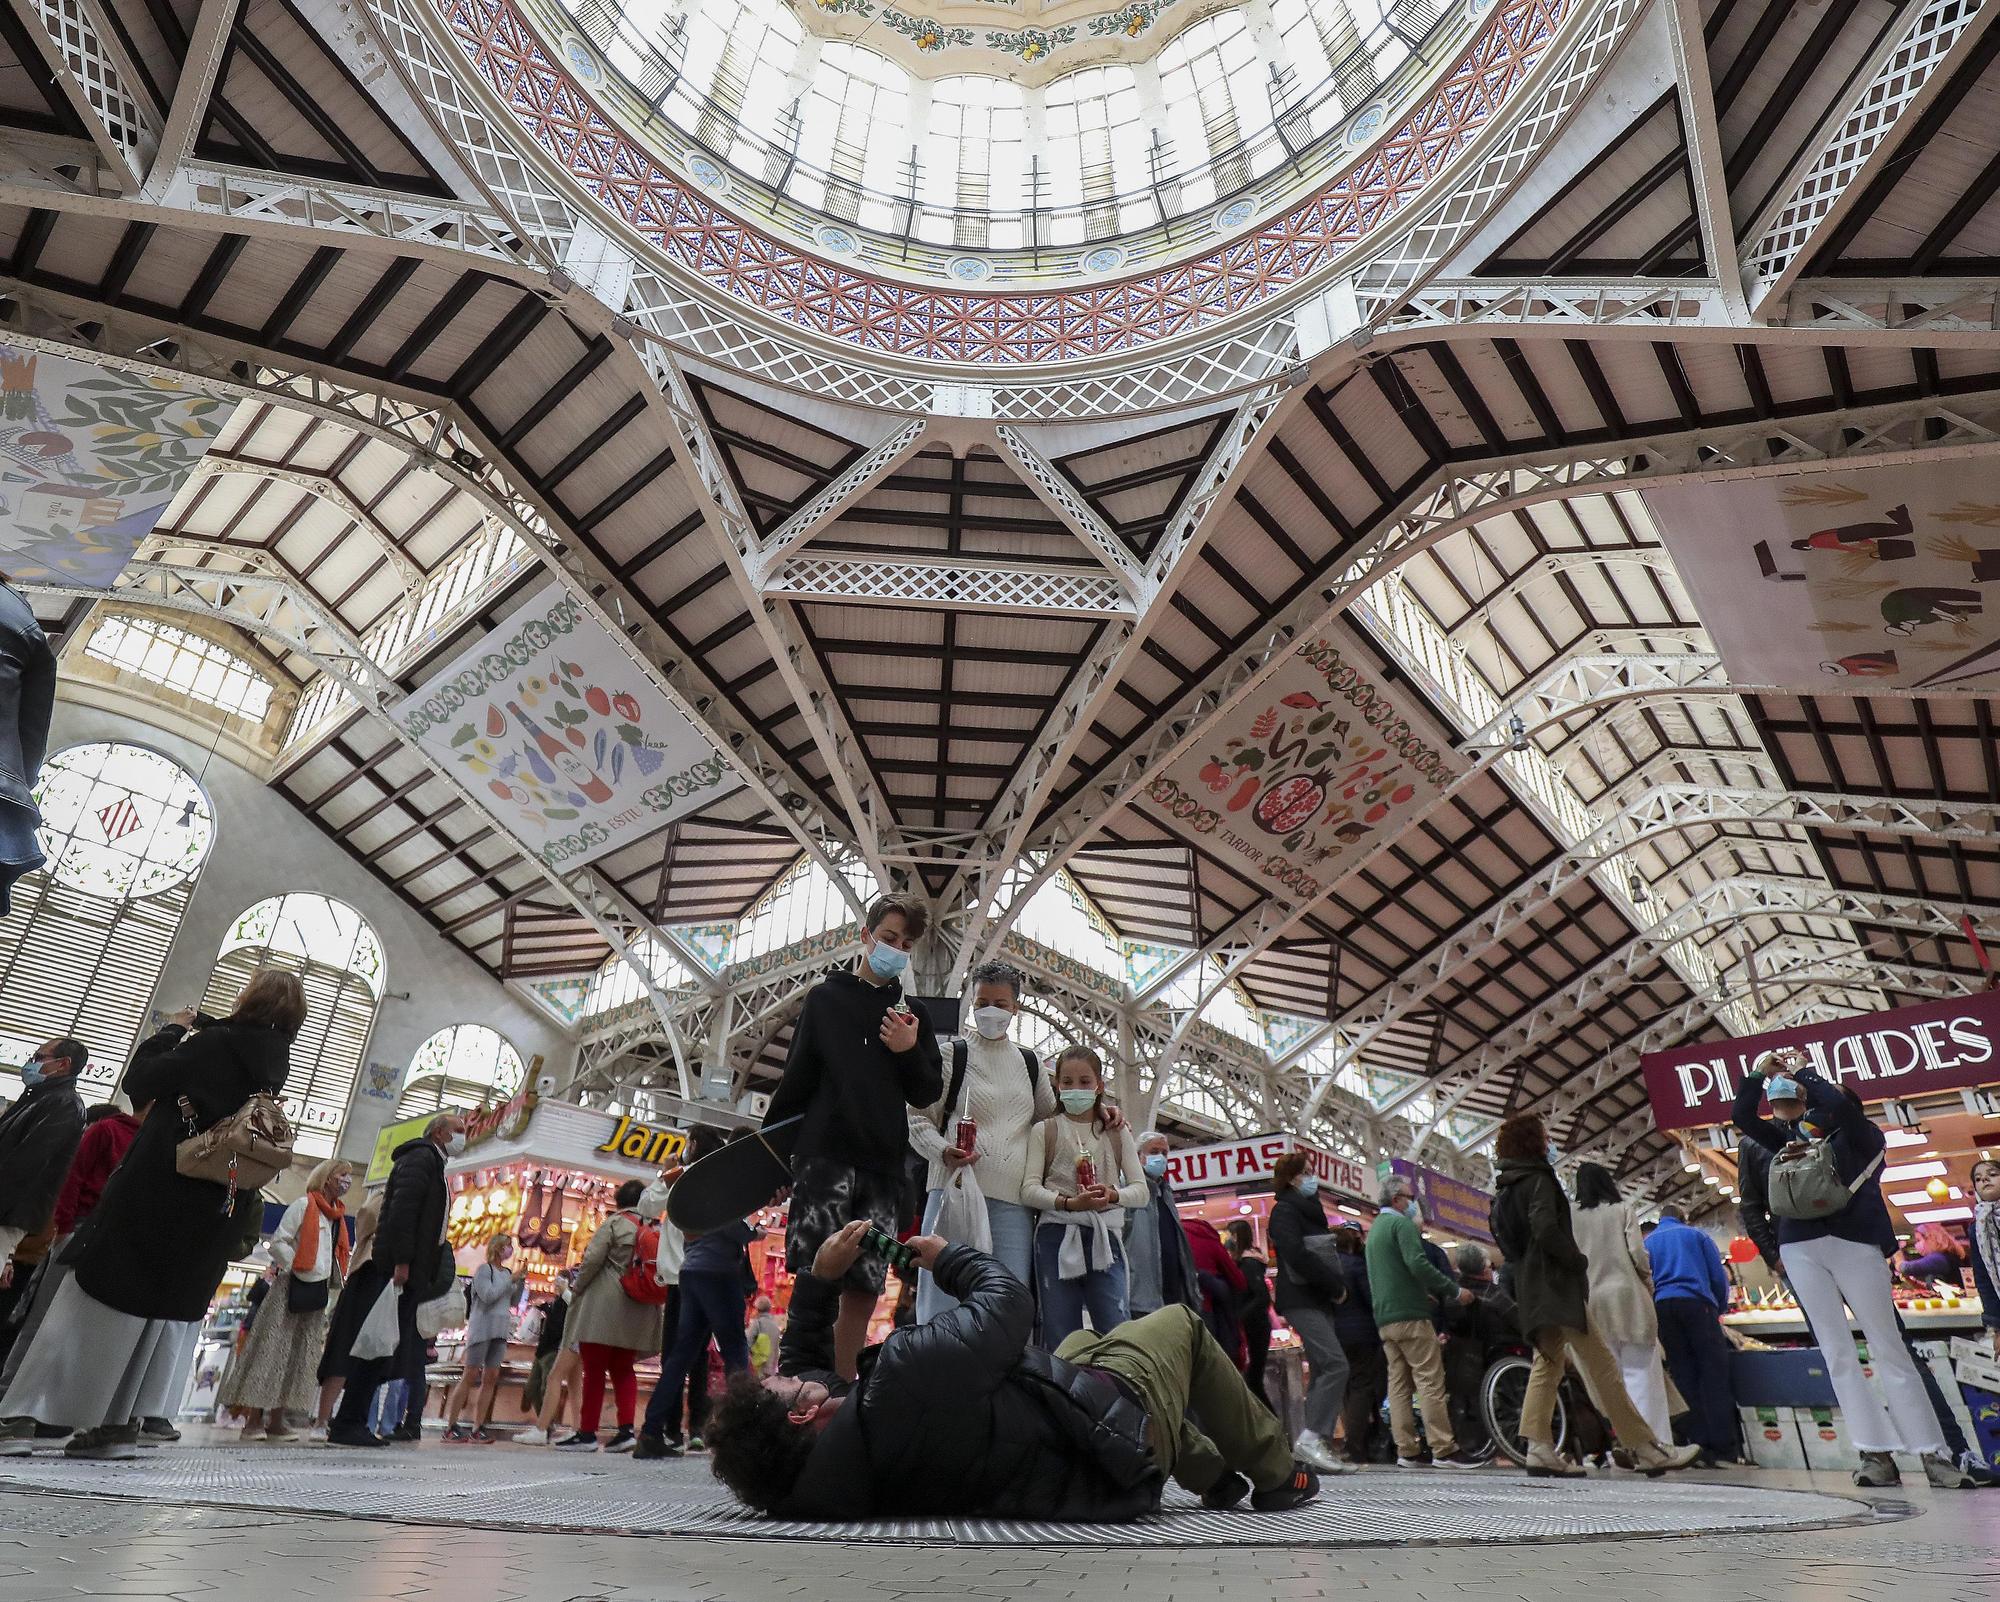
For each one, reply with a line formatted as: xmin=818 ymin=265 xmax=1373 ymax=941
xmin=176 ymin=1092 xmax=295 ymax=1211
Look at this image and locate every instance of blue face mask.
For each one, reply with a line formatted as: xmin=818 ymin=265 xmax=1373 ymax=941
xmin=865 ymin=938 xmax=909 ymax=980
xmin=1297 ymin=1175 xmax=1319 ymax=1198
xmin=1059 ymin=1089 xmax=1098 ymax=1115
xmin=20 ymin=1061 xmax=45 ymax=1089
xmin=1142 ymin=1154 xmax=1168 ymax=1179
xmin=1546 ymin=1141 xmax=1561 ymax=1167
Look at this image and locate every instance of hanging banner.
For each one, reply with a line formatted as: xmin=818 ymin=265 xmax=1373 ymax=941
xmin=1163 ymin=1131 xmax=1373 ymax=1203
xmin=392 ymin=582 xmax=734 ymax=867
xmin=1644 ymin=462 xmax=2000 ymax=692
xmin=1641 ymin=988 xmax=2000 ymax=1133
xmin=1384 ymin=1157 xmax=1494 ymax=1243
xmin=1136 ymin=631 xmax=1459 ymax=907
xmin=0 ymin=346 xmax=225 ymax=586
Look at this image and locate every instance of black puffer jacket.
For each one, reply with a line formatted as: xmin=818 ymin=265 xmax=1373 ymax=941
xmin=1268 ymin=1184 xmax=1344 ymax=1318
xmin=0 ymin=1074 xmax=84 ymax=1232
xmin=374 ymin=1136 xmax=449 ymax=1292
xmin=775 ymin=1246 xmax=1162 ymax=1521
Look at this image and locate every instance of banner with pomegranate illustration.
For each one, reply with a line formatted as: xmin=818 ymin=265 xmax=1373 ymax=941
xmin=1137 ymin=633 xmax=1459 ymax=908
xmin=1644 ymin=460 xmax=2000 ymax=692
xmin=392 ymin=582 xmax=733 ymax=868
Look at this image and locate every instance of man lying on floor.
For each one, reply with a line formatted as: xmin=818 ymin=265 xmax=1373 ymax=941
xmin=705 ymin=1220 xmax=1319 ymax=1520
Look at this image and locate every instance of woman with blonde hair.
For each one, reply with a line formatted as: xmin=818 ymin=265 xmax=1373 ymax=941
xmin=222 ymin=1156 xmax=354 ymax=1440
xmin=0 ymin=969 xmax=305 ymax=1460
xmin=444 ymin=1233 xmax=523 ymax=1443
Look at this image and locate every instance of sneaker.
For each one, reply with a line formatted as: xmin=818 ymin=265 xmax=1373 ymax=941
xmin=443 ymin=1425 xmax=471 ymax=1444
xmin=516 ymin=1426 xmax=554 ymax=1447
xmin=326 ymin=1425 xmax=388 ymax=1449
xmin=1523 ymin=1441 xmax=1585 ymax=1478
xmin=65 ymin=1424 xmax=140 ymax=1461
xmin=262 ymin=1426 xmax=297 ymax=1444
xmin=139 ymin=1418 xmax=180 ymax=1444
xmin=1249 ymin=1467 xmax=1321 ymax=1512
xmin=390 ymin=1423 xmax=422 ymax=1444
xmin=603 ymin=1429 xmax=637 ymax=1453
xmin=1394 ymin=1455 xmax=1430 ymax=1468
xmin=1630 ymin=1440 xmax=1704 ymax=1477
xmin=1852 ymin=1451 xmax=1901 ymax=1488
xmin=307 ymin=1425 xmax=328 ymax=1444
xmin=1292 ymin=1430 xmax=1341 ymax=1473
xmin=1434 ymin=1450 xmax=1486 ymax=1470
xmin=686 ymin=1435 xmax=707 ymax=1454
xmin=1200 ymin=1470 xmax=1251 ymax=1510
xmin=470 ymin=1428 xmax=497 ymax=1445
xmin=0 ymin=1419 xmax=35 ymax=1459
xmin=553 ymin=1432 xmax=599 ymax=1451
xmin=1922 ymin=1451 xmax=1974 ymax=1489
xmin=632 ymin=1432 xmax=680 ymax=1460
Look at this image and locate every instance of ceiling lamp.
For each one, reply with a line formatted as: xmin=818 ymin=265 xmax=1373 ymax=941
xmin=1507 ymin=713 xmax=1529 ymax=752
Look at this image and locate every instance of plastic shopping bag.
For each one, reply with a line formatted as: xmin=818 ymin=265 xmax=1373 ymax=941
xmin=934 ymin=1162 xmax=993 ymax=1254
xmin=353 ymin=1281 xmax=402 ymax=1361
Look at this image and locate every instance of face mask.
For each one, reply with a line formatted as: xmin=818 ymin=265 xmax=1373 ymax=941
xmin=19 ymin=1062 xmax=45 ymax=1089
xmin=1142 ymin=1153 xmax=1168 ymax=1179
xmin=1407 ymin=1202 xmax=1424 ymax=1229
xmin=865 ymin=938 xmax=909 ymax=980
xmin=971 ymin=1005 xmax=1013 ymax=1040
xmin=1546 ymin=1142 xmax=1561 ymax=1167
xmin=332 ymin=1178 xmax=351 ymax=1198
xmin=445 ymin=1132 xmax=467 ymax=1157
xmin=1059 ymin=1089 xmax=1097 ymax=1115
xmin=1297 ymin=1175 xmax=1319 ymax=1198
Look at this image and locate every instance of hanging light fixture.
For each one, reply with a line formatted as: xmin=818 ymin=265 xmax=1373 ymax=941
xmin=1628 ymin=872 xmax=1648 ymax=903
xmin=1507 ymin=712 xmax=1529 ymax=752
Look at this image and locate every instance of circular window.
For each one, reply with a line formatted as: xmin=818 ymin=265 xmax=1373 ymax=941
xmin=32 ymin=742 xmax=214 ymax=899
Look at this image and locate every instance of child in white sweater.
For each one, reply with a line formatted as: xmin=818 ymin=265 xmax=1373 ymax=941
xmin=1023 ymin=1046 xmax=1145 ymax=1345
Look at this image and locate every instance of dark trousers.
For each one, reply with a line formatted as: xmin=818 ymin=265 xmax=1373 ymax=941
xmin=330 ymin=1265 xmax=423 ymax=1432
xmin=643 ymin=1284 xmax=712 ymax=1441
xmin=643 ymin=1270 xmax=749 ymax=1440
xmin=1340 ymin=1339 xmax=1387 ymax=1462
xmin=1655 ymin=1296 xmax=1738 ymax=1455
xmin=1244 ymin=1320 xmax=1273 ymax=1412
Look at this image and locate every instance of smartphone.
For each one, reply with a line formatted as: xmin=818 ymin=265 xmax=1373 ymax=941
xmin=859 ymin=1224 xmax=915 ymax=1273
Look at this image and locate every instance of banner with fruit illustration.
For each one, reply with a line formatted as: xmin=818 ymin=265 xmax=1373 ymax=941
xmin=1644 ymin=461 xmax=2000 ymax=691
xmin=393 ymin=582 xmax=733 ymax=867
xmin=0 ymin=345 xmax=225 ymax=587
xmin=1138 ymin=633 xmax=1459 ymax=908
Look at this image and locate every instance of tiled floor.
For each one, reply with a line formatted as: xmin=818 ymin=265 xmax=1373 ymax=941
xmin=0 ymin=1435 xmax=1991 ymax=1602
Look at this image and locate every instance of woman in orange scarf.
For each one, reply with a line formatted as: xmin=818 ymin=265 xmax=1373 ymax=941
xmin=220 ymin=1159 xmax=353 ymax=1439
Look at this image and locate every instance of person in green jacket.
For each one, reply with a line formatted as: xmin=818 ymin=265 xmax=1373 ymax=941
xmin=1363 ymin=1175 xmax=1483 ymax=1468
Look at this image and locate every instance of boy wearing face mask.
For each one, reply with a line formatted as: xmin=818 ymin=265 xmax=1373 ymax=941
xmin=907 ymin=961 xmax=1054 ymax=1323
xmin=765 ymin=893 xmax=944 ymax=1379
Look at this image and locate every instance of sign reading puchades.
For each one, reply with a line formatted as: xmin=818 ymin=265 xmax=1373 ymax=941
xmin=1644 ymin=461 xmax=2000 ymax=693
xmin=392 ymin=582 xmax=736 ymax=868
xmin=0 ymin=346 xmax=225 ymax=588
xmin=1136 ymin=630 xmax=1459 ymax=908
xmin=1641 ymin=989 xmax=2000 ymax=1134
xmin=1164 ymin=1131 xmax=1372 ymax=1203
xmin=1383 ymin=1157 xmax=1494 ymax=1243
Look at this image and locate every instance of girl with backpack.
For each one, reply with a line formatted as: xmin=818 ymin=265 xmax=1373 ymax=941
xmin=554 ymin=1180 xmax=664 ymax=1453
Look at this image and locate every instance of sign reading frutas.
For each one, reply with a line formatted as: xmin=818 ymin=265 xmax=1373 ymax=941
xmin=0 ymin=346 xmax=224 ymax=587
xmin=1139 ymin=634 xmax=1457 ymax=907
xmin=1645 ymin=462 xmax=2000 ymax=692
xmin=393 ymin=582 xmax=734 ymax=866
xmin=1165 ymin=1131 xmax=1371 ymax=1202
xmin=1641 ymin=989 xmax=2000 ymax=1133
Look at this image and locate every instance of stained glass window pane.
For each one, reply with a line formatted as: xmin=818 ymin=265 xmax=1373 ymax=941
xmin=33 ymin=742 xmax=215 ymax=900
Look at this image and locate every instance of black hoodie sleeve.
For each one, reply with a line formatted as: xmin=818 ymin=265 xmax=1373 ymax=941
xmin=893 ymin=1005 xmax=945 ymax=1109
xmin=762 ymin=986 xmax=826 ymax=1132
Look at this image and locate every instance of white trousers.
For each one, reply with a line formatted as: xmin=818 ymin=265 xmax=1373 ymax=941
xmin=1609 ymin=1338 xmax=1672 ymax=1445
xmin=1779 ymin=1233 xmax=1942 ymax=1455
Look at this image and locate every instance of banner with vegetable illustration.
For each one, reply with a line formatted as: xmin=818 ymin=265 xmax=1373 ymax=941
xmin=1138 ymin=632 xmax=1459 ymax=908
xmin=393 ymin=582 xmax=733 ymax=867
xmin=1644 ymin=461 xmax=2000 ymax=691
xmin=0 ymin=346 xmax=225 ymax=586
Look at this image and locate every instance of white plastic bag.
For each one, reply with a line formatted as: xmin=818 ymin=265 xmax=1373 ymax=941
xmin=353 ymin=1281 xmax=401 ymax=1360
xmin=416 ymin=1279 xmax=466 ymax=1340
xmin=934 ymin=1163 xmax=993 ymax=1254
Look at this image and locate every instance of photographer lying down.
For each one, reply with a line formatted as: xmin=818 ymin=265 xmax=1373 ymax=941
xmin=705 ymin=1220 xmax=1320 ymax=1521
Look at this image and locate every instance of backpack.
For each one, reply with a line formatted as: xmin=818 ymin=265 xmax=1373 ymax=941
xmin=1767 ymin=1138 xmax=1885 ymax=1220
xmin=935 ymin=1038 xmax=1042 ymax=1135
xmin=618 ymin=1212 xmax=671 ymax=1305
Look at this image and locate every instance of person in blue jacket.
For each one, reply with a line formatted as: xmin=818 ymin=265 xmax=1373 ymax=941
xmin=1733 ymin=1051 xmax=1951 ymax=1488
xmin=1643 ymin=1210 xmax=1739 ymax=1463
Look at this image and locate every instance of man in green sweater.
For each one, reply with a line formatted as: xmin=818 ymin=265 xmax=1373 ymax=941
xmin=1364 ymin=1175 xmax=1484 ymax=1469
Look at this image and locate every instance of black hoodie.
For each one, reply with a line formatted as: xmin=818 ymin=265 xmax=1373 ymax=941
xmin=764 ymin=967 xmax=944 ymax=1178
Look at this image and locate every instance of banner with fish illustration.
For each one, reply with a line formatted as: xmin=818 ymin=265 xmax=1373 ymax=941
xmin=1644 ymin=463 xmax=2000 ymax=692
xmin=0 ymin=346 xmax=225 ymax=586
xmin=392 ymin=582 xmax=734 ymax=868
xmin=1137 ymin=630 xmax=1460 ymax=909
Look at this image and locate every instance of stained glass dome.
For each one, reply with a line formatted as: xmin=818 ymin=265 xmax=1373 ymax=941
xmin=32 ymin=743 xmax=215 ymax=901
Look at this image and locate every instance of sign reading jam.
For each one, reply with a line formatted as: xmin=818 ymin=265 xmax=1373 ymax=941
xmin=595 ymin=1113 xmax=689 ymax=1167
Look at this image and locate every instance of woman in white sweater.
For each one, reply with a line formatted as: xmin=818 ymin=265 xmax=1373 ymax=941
xmin=1022 ymin=1046 xmax=1146 ymax=1345
xmin=1570 ymin=1162 xmax=1672 ymax=1443
xmin=907 ymin=962 xmax=1056 ymax=1321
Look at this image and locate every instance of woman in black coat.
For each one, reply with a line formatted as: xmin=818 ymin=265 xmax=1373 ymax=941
xmin=1488 ymin=1113 xmax=1697 ymax=1479
xmin=0 ymin=971 xmax=303 ymax=1460
xmin=1226 ymin=1219 xmax=1274 ymax=1411
xmin=1265 ymin=1153 xmax=1350 ymax=1474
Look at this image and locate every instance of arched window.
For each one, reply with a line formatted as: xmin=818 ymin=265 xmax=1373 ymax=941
xmin=202 ymin=894 xmax=383 ymax=1157
xmin=0 ymin=743 xmax=215 ymax=1103
xmin=397 ymin=1024 xmax=526 ymax=1118
xmin=797 ymin=44 xmax=910 ymax=226
xmin=1042 ymin=66 xmax=1149 ymax=238
xmin=924 ymin=77 xmax=1028 ymax=229
xmin=84 ymin=615 xmax=274 ymax=721
xmin=1156 ymin=11 xmax=1271 ymax=204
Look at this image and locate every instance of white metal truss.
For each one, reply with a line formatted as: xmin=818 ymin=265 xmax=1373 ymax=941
xmin=192 ymin=459 xmax=423 ymax=591
xmin=10 ymin=0 xmax=157 ymax=185
xmin=24 ymin=559 xmax=707 ymax=1093
xmin=144 ymin=0 xmax=234 ymax=199
xmin=990 ymin=426 xmax=1152 ymax=597
xmin=746 ymin=418 xmax=930 ymax=587
xmin=1444 ymin=551 xmax=1683 ymax=639
xmin=1741 ymin=0 xmax=1995 ymax=315
xmin=1663 ymin=0 xmax=1745 ymax=317
xmin=767 ymin=556 xmax=1135 ymax=618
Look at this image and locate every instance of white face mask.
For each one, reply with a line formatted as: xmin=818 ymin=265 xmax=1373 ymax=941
xmin=971 ymin=1005 xmax=1013 ymax=1040
xmin=444 ymin=1132 xmax=467 ymax=1157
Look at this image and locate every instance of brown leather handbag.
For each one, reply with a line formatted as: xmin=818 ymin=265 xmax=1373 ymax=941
xmin=176 ymin=1092 xmax=295 ymax=1212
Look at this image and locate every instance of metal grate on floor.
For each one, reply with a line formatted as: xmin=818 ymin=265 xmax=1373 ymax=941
xmin=0 ymin=1446 xmax=1877 ymax=1548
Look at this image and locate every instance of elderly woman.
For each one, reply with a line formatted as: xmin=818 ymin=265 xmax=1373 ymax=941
xmin=222 ymin=1157 xmax=355 ymax=1440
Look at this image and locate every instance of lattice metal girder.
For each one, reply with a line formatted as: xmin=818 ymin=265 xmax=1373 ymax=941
xmin=1664 ymin=0 xmax=1746 ymax=317
xmin=991 ymin=426 xmax=1151 ymax=596
xmin=144 ymin=0 xmax=234 ymax=199
xmin=193 ymin=459 xmax=423 ymax=589
xmin=984 ymin=391 xmax=2000 ymax=968
xmin=1372 ymin=281 xmax=1735 ymax=339
xmin=10 ymin=0 xmax=158 ymax=185
xmin=0 ymin=281 xmax=870 ymax=903
xmin=768 ymin=555 xmax=1134 ymax=618
xmin=26 ymin=559 xmax=700 ymax=1084
xmin=1458 ymin=653 xmax=1727 ymax=747
xmin=1445 ymin=553 xmax=1684 ymax=640
xmin=1742 ymin=0 xmax=1995 ymax=315
xmin=746 ymin=418 xmax=930 ymax=587
xmin=1763 ymin=279 xmax=2000 ymax=337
